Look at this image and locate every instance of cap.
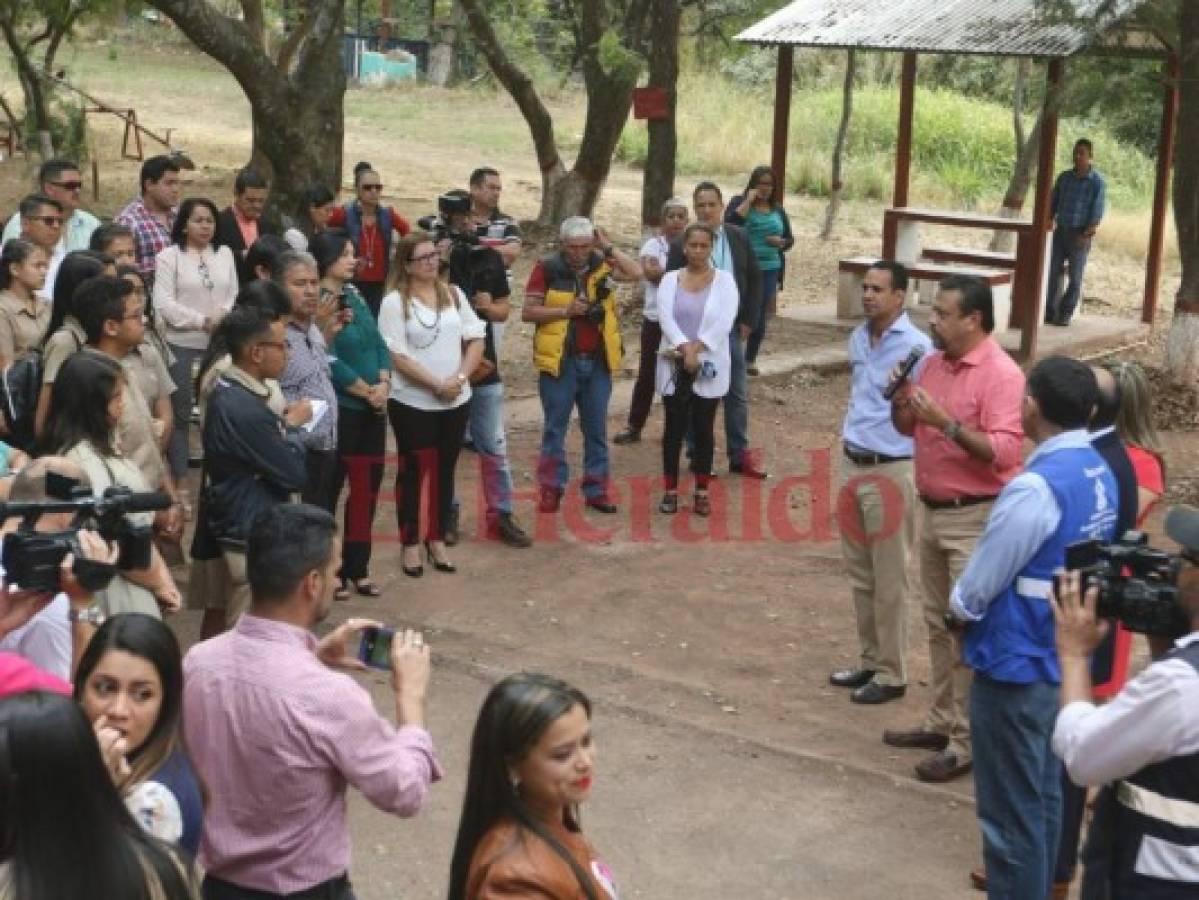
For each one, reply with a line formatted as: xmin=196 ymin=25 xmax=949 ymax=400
xmin=1165 ymin=505 xmax=1199 ymax=556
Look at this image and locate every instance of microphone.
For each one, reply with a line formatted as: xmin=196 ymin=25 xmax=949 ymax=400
xmin=883 ymin=346 xmax=925 ymax=400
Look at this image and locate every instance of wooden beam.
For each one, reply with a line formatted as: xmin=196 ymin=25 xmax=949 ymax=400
xmin=1143 ymin=54 xmax=1180 ymax=325
xmin=893 ymin=52 xmax=917 ymax=209
xmin=770 ymin=45 xmax=794 ymax=204
xmin=1018 ymin=57 xmax=1062 ymax=362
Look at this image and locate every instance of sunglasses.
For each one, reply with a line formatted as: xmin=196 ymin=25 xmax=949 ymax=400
xmin=360 ymin=184 xmax=384 ymax=191
xmin=29 ymin=215 xmax=63 ymax=226
xmin=50 ymin=180 xmax=83 ymax=191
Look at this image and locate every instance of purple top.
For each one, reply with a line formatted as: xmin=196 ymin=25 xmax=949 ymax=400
xmin=673 ymin=283 xmax=711 ymax=342
xmin=182 ymin=614 xmax=442 ymax=894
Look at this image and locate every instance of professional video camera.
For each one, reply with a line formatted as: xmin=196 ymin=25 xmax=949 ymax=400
xmin=1064 ymin=530 xmax=1190 ymax=637
xmin=0 ymin=478 xmax=171 ymax=594
xmin=417 ymin=190 xmax=479 ymax=249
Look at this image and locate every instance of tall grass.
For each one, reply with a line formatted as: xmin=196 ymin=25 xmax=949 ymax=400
xmin=618 ymin=72 xmax=1157 ymax=212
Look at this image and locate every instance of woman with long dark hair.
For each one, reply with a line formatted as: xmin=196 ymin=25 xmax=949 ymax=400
xmin=41 ymin=351 xmax=181 ymax=617
xmin=284 ymin=184 xmax=336 ymax=251
xmin=74 ymin=614 xmax=204 ymax=856
xmin=0 ymin=690 xmax=198 ymax=899
xmin=153 ymin=196 xmax=239 ymax=505
xmin=0 ymin=238 xmax=49 ymax=370
xmin=379 ymin=233 xmax=485 ymax=576
xmin=724 ymin=165 xmax=795 ymax=374
xmin=327 ymin=162 xmax=411 ymax=318
xmin=34 ymin=249 xmax=111 ymax=437
xmin=312 ymin=231 xmax=390 ymax=598
xmin=448 ymin=673 xmax=616 ymax=900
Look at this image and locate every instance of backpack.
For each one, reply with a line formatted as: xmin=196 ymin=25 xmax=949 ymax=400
xmin=1 ymin=349 xmax=42 ymax=451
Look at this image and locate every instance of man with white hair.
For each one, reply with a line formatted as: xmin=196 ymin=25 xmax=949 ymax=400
xmin=522 ymin=216 xmax=641 ymax=513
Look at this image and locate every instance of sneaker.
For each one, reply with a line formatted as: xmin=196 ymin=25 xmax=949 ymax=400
xmin=444 ymin=506 xmax=461 ymax=547
xmin=539 ymin=487 xmax=563 ymax=513
xmin=493 ymin=512 xmax=532 ymax=548
xmin=613 ymin=427 xmax=642 ymax=445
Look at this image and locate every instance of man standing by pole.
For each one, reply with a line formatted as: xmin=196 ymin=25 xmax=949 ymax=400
xmin=830 ymin=261 xmax=931 ymax=704
xmin=885 ymin=275 xmax=1025 ymax=783
xmin=1044 ymin=138 xmax=1105 ymax=327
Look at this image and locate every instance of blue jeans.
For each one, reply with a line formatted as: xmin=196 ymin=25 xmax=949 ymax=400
xmin=538 ymin=356 xmax=611 ymax=499
xmin=971 ymin=674 xmax=1063 ymax=899
xmin=1045 ymin=227 xmax=1092 ymax=322
xmin=465 ymin=381 xmax=513 ymax=519
xmin=685 ymin=330 xmax=750 ymax=466
xmin=746 ymin=267 xmax=779 ymax=364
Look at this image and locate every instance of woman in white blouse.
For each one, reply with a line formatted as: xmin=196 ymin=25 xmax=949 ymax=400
xmin=378 ymin=233 xmax=485 ymax=575
xmin=152 ymin=197 xmax=238 ymax=499
xmin=655 ymin=222 xmax=739 ymax=517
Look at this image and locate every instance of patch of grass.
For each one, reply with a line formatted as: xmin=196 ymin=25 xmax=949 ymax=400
xmin=618 ymin=71 xmax=1157 ymax=212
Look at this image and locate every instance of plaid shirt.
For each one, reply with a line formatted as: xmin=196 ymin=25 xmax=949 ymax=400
xmin=1051 ymin=168 xmax=1105 ymax=231
xmin=115 ymin=197 xmax=176 ymax=281
xmin=281 ymin=320 xmax=338 ymax=452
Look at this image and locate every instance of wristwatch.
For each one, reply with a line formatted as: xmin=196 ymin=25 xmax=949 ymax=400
xmin=455 ymin=373 xmax=468 ymax=385
xmin=69 ymin=604 xmax=106 ymax=627
xmin=942 ymin=419 xmax=962 ymax=441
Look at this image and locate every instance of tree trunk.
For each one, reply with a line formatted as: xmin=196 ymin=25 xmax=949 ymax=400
xmin=990 ymin=59 xmax=1034 ymax=251
xmin=0 ymin=23 xmax=55 ymax=157
xmin=1167 ymin=0 xmax=1199 ymax=385
xmin=460 ymin=0 xmax=649 ymax=227
xmin=640 ymin=0 xmax=678 ymax=228
xmin=821 ymin=49 xmax=855 ymax=240
xmin=147 ymin=0 xmax=345 ymax=233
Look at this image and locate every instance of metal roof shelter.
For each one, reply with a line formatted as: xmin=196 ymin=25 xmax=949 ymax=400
xmin=737 ymin=0 xmax=1175 ymax=360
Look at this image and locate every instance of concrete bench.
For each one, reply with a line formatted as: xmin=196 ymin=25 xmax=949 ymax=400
xmin=922 ymin=246 xmax=1017 ymax=270
xmin=837 ymin=256 xmax=1013 ymax=330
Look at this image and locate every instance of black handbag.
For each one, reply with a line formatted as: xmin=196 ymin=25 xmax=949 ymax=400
xmin=1 ymin=350 xmax=42 ymax=451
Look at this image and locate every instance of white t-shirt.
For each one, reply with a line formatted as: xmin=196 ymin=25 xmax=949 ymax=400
xmin=377 ymin=287 xmax=487 ymax=412
xmin=639 ymin=235 xmax=670 ymax=322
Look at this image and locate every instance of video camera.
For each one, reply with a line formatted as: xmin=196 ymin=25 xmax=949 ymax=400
xmin=0 ymin=478 xmax=171 ymax=594
xmin=417 ymin=190 xmax=479 ymax=249
xmin=1064 ymin=531 xmax=1190 ymax=637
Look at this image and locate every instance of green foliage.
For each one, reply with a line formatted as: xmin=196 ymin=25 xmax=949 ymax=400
xmin=616 ymin=71 xmax=1157 ymax=211
xmin=596 ymin=28 xmax=642 ymax=83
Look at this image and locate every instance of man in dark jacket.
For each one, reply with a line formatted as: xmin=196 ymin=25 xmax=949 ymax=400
xmin=199 ymin=305 xmax=309 ymax=637
xmin=214 ymin=167 xmax=271 ymax=284
xmin=666 ymin=181 xmax=766 ymax=478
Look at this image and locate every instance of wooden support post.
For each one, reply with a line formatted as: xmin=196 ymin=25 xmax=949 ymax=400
xmin=1018 ymin=57 xmax=1062 ymax=362
xmin=770 ymin=45 xmax=794 ymax=204
xmin=1143 ymin=54 xmax=1180 ymax=325
xmin=893 ymin=52 xmax=917 ymax=210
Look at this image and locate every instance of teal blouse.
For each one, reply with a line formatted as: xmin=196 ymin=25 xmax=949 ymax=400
xmin=329 ymin=284 xmax=392 ymax=411
xmin=746 ymin=206 xmax=785 ymax=271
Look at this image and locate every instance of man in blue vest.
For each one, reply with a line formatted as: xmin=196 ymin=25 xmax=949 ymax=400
xmin=1052 ymin=507 xmax=1199 ymax=899
xmin=946 ymin=355 xmax=1118 ymax=898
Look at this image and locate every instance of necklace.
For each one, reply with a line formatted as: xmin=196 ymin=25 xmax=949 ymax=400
xmin=408 ymin=297 xmax=441 ymax=350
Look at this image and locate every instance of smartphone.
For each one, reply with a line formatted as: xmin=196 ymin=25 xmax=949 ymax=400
xmin=358 ymin=626 xmax=395 ymax=670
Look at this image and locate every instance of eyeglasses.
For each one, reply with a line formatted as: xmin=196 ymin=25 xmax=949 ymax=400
xmin=28 ymin=215 xmax=63 ymax=227
xmin=49 ymin=180 xmax=83 ymax=191
xmin=412 ymin=251 xmax=441 ymax=264
xmin=360 ymin=184 xmax=384 ymax=192
xmin=197 ymin=260 xmax=214 ymax=291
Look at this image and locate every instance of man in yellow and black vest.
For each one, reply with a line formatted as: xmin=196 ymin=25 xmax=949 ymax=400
xmin=521 ymin=216 xmax=642 ymax=513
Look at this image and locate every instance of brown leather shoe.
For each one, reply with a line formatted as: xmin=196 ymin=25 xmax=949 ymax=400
xmin=1051 ymin=881 xmax=1071 ymax=899
xmin=882 ymin=727 xmax=949 ymax=751
xmin=914 ymin=750 xmax=972 ymax=783
xmin=969 ymin=867 xmax=986 ymax=892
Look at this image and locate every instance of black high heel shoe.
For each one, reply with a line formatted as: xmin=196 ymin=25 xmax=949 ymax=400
xmin=401 ymin=545 xmax=424 ymax=578
xmin=425 ymin=541 xmax=457 ymax=574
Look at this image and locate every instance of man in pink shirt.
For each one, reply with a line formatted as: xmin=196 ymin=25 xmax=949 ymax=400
xmin=214 ymin=166 xmax=270 ymax=284
xmin=884 ymin=275 xmax=1025 ymax=783
xmin=183 ymin=504 xmax=440 ymax=899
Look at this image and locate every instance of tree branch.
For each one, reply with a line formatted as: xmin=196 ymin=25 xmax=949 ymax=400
xmin=240 ymin=0 xmax=266 ymax=48
xmin=276 ymin=7 xmax=316 ymax=74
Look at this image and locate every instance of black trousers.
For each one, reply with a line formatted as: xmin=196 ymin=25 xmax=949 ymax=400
xmin=302 ymin=448 xmax=338 ymax=510
xmin=331 ymin=405 xmax=388 ymax=580
xmin=626 ymin=318 xmax=662 ymax=432
xmin=662 ymin=369 xmax=719 ymax=490
xmin=203 ymin=873 xmax=355 ymax=900
xmin=387 ymin=399 xmax=469 ymax=545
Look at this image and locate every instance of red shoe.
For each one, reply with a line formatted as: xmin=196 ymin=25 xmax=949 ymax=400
xmin=538 ymin=487 xmax=563 ymax=513
xmin=731 ymin=451 xmax=769 ymax=479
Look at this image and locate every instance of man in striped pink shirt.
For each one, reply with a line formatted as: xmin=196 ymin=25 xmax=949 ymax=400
xmin=884 ymin=275 xmax=1025 ymax=784
xmin=183 ymin=504 xmax=441 ymax=899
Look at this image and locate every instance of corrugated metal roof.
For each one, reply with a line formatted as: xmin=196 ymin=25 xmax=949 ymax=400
xmin=736 ymin=0 xmax=1152 ymax=58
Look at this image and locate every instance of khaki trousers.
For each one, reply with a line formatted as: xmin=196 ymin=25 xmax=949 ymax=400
xmin=919 ymin=501 xmax=993 ymax=762
xmin=838 ymin=457 xmax=916 ymax=687
xmin=185 ymin=550 xmax=252 ymax=627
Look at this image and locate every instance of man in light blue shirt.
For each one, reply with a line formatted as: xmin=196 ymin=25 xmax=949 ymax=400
xmin=946 ymin=356 xmax=1118 ymax=898
xmin=831 ymin=260 xmax=932 ymax=704
xmin=1044 ymin=138 xmax=1105 ymax=327
xmin=1 ymin=158 xmax=100 ymax=254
